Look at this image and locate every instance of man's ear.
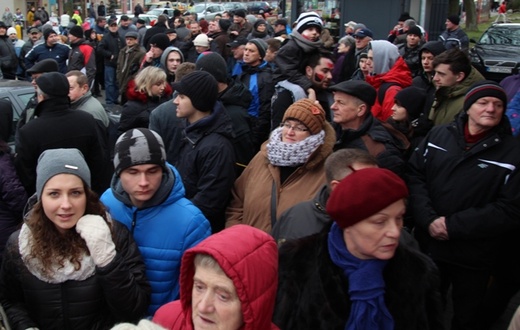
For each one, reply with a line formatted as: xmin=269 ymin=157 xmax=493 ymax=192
xmin=357 ymin=103 xmax=367 ymax=118
xmin=305 ymin=65 xmax=313 ymax=78
xmin=456 ymin=71 xmax=466 ymax=83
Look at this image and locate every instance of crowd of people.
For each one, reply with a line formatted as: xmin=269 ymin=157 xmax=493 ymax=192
xmin=1 ymin=4 xmax=520 ymax=330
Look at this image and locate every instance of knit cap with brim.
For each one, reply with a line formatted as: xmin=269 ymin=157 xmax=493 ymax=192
xmin=113 ymin=128 xmax=167 ymax=176
xmin=282 ymin=99 xmax=326 ymax=135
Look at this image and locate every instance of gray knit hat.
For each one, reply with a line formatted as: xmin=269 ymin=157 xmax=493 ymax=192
xmin=113 ymin=128 xmax=167 ymax=176
xmin=36 ymin=148 xmax=91 ymax=199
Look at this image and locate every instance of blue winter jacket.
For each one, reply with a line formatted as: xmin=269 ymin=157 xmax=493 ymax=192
xmin=100 ymin=163 xmax=211 ymax=315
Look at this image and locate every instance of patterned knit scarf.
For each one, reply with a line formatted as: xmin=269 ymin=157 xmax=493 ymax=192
xmin=266 ymin=127 xmax=324 ymax=167
xmin=327 ymin=223 xmax=394 ymax=330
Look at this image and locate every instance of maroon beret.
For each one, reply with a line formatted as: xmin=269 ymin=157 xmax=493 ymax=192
xmin=326 ymin=168 xmax=409 ymax=229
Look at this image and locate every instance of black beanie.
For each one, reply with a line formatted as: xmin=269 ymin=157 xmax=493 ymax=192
xmin=407 ymin=26 xmax=422 ymax=37
xmin=447 ymin=14 xmax=460 ymax=26
xmin=463 ymin=80 xmax=507 ymax=111
xmin=172 ymin=71 xmax=218 ymax=112
xmin=149 ymin=33 xmax=170 ymax=51
xmin=196 ymin=52 xmax=228 ymax=83
xmin=113 ymin=128 xmax=167 ymax=175
xmin=43 ymin=28 xmax=56 ymax=40
xmin=69 ymin=25 xmax=84 ymax=39
xmin=219 ymin=18 xmax=231 ymax=32
xmin=394 ymin=86 xmax=427 ymax=120
xmin=36 ymin=72 xmax=69 ymax=97
xmin=234 ymin=9 xmax=246 ymax=18
xmin=248 ymin=38 xmax=267 ymax=59
xmin=419 ymin=40 xmax=446 ymax=57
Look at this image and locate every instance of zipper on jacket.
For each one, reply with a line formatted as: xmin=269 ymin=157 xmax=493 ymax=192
xmin=131 ymin=212 xmax=137 ymax=234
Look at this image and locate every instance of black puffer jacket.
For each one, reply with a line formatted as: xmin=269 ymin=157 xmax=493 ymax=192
xmin=407 ymin=113 xmax=520 ymax=269
xmin=219 ymin=79 xmax=254 ymax=174
xmin=174 ymin=102 xmax=236 ymax=232
xmin=0 ymin=220 xmax=151 ymax=330
xmin=118 ymin=79 xmax=173 ymax=134
xmin=0 ymin=35 xmax=17 ymax=77
xmin=274 ymin=229 xmax=444 ymax=330
xmin=333 ymin=114 xmax=407 ymax=176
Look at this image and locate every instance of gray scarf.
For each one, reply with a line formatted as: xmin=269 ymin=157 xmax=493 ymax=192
xmin=267 ymin=127 xmax=325 ymax=167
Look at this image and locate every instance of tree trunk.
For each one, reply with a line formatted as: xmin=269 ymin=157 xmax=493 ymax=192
xmin=464 ymin=0 xmax=478 ymax=30
xmin=448 ymin=0 xmax=459 ymax=15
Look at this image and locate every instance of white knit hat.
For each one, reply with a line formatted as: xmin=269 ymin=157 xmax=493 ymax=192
xmin=295 ymin=12 xmax=323 ymax=34
xmin=7 ymin=27 xmax=17 ymax=36
xmin=193 ymin=34 xmax=210 ymax=48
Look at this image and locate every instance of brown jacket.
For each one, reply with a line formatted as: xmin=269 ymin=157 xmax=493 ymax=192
xmin=225 ymin=123 xmax=336 ymax=233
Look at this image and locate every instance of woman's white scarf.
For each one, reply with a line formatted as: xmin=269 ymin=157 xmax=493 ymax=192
xmin=19 ymin=224 xmax=96 ymax=284
xmin=267 ymin=127 xmax=325 ymax=167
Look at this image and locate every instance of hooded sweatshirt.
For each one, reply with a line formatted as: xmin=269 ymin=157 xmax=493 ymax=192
xmin=160 ymin=46 xmax=184 ymax=86
xmin=365 ymin=40 xmax=412 ymax=121
xmin=153 ymin=225 xmax=279 ymax=330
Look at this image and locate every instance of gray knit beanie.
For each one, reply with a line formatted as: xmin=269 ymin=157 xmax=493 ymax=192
xmin=113 ymin=128 xmax=167 ymax=176
xmin=36 ymin=148 xmax=91 ymax=199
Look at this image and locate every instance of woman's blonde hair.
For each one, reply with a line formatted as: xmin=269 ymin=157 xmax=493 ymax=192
xmin=135 ymin=66 xmax=167 ymax=97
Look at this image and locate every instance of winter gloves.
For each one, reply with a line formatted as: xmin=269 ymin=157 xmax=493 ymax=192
xmin=75 ymin=215 xmax=116 ymax=267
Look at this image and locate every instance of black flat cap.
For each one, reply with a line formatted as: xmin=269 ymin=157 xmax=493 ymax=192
xmin=329 ymin=80 xmax=377 ymax=106
xmin=27 ymin=58 xmax=59 ymax=74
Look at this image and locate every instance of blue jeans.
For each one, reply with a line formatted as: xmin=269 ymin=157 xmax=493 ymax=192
xmin=104 ymin=65 xmax=119 ymax=105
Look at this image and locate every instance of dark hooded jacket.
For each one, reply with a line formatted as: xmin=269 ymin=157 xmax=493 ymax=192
xmin=68 ymin=38 xmax=97 ymax=88
xmin=14 ymin=97 xmax=110 ymax=196
xmin=407 ymin=112 xmax=520 ymax=269
xmin=273 ymin=229 xmax=444 ymax=330
xmin=174 ymin=102 xmax=236 ymax=232
xmin=153 ymin=224 xmax=279 ymax=330
xmin=219 ymin=79 xmax=255 ymax=174
xmin=118 ymin=79 xmax=173 ymax=134
xmin=333 ymin=113 xmax=408 ymax=177
xmin=0 ymin=34 xmax=18 ymax=78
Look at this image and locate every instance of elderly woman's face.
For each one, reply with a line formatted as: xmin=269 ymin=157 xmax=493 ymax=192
xmin=343 ymin=199 xmax=405 ymax=260
xmin=192 ymin=265 xmax=243 ymax=330
xmin=41 ymin=174 xmax=87 ymax=234
xmin=280 ymin=119 xmax=311 ymax=143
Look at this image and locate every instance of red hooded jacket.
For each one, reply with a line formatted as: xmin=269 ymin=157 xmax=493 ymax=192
xmin=153 ymin=225 xmax=279 ymax=330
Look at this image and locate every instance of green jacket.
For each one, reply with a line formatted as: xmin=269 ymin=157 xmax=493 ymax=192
xmin=429 ymin=66 xmax=484 ymax=125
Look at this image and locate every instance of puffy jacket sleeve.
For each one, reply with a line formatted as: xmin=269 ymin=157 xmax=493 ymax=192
xmin=406 ymin=132 xmax=442 ymax=231
xmin=274 ymin=41 xmax=313 ymax=91
xmin=0 ymin=232 xmax=39 ymax=330
xmin=0 ymin=153 xmax=28 ymax=217
xmin=96 ymin=220 xmax=151 ymax=322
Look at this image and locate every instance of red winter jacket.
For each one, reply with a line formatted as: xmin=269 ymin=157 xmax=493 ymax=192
xmin=153 ymin=225 xmax=279 ymax=330
xmin=366 ymin=56 xmax=412 ymax=121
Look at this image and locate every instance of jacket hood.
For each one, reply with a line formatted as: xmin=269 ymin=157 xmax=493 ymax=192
xmin=110 ymin=163 xmax=180 ymax=209
xmin=126 ymin=78 xmax=173 ymax=103
xmin=369 ymin=40 xmax=400 ymax=75
xmin=184 ymin=101 xmax=234 ymax=140
xmin=160 ymin=46 xmax=184 ymax=68
xmin=365 ymin=57 xmax=412 ymax=90
xmin=219 ymin=79 xmax=252 ymax=109
xmin=177 ymin=225 xmax=279 ymax=330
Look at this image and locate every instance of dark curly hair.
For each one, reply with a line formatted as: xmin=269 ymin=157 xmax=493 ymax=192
xmin=25 ymin=181 xmax=112 ymax=277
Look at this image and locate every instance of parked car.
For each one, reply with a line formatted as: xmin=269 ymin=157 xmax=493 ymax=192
xmin=222 ymin=2 xmax=248 ymax=12
xmin=469 ymin=23 xmax=520 ymax=82
xmin=147 ymin=1 xmax=188 ymax=13
xmin=247 ymin=1 xmax=272 ymax=14
xmin=116 ymin=14 xmax=157 ymax=28
xmin=0 ymin=79 xmax=35 ymax=148
xmin=193 ymin=4 xmax=225 ymax=21
xmin=147 ymin=8 xmax=175 ymax=17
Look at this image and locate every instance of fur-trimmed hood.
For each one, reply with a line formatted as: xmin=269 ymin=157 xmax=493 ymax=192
xmin=125 ymin=79 xmax=173 ymax=103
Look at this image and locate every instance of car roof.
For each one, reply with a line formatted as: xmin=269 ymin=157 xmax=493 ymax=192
xmin=0 ymin=79 xmax=32 ymax=89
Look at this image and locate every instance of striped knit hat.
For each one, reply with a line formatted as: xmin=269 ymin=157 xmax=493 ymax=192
xmin=113 ymin=128 xmax=167 ymax=175
xmin=463 ymin=80 xmax=507 ymax=111
xmin=295 ymin=12 xmax=323 ymax=34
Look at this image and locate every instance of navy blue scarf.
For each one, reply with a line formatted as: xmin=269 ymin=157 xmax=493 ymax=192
xmin=327 ymin=223 xmax=394 ymax=330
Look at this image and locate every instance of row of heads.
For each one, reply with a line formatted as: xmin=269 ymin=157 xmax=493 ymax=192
xmin=36 ymin=140 xmax=407 ymax=230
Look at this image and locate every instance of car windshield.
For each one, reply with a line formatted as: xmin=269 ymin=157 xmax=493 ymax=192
xmin=479 ymin=26 xmax=520 ymax=46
